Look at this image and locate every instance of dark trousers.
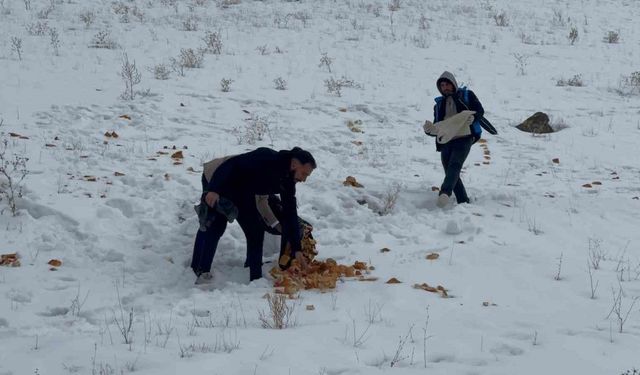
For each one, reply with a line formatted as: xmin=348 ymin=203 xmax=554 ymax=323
xmin=191 ymin=198 xmax=266 ymax=281
xmin=191 ymin=175 xmax=266 ymax=281
xmin=440 ymin=136 xmax=473 ymax=204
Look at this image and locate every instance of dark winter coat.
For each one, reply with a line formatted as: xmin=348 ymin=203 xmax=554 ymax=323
xmin=207 ymin=147 xmax=302 ymax=254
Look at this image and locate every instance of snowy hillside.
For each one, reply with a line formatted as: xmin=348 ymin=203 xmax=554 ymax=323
xmin=1 ymin=0 xmax=639 ymax=374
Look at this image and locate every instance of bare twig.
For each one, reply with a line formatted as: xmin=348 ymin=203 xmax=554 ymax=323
xmin=587 ymin=261 xmax=599 ymax=299
xmin=606 ymin=283 xmax=639 ymax=333
xmin=390 ymin=324 xmax=414 ymax=367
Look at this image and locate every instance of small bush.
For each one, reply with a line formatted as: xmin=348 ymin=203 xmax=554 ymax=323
xmin=418 ymin=13 xmax=428 ymax=30
xmin=551 ymin=9 xmax=566 ymax=27
xmin=112 ymin=2 xmax=129 ymax=16
xmin=0 ymin=120 xmax=29 ymax=216
xmin=202 ymin=30 xmax=222 ymax=54
xmin=258 ymin=294 xmax=296 ymax=329
xmin=151 ymin=63 xmax=170 ymax=80
xmin=256 ymin=44 xmax=268 ymax=55
xmin=604 ymin=30 xmax=619 ymax=44
xmin=10 ymin=37 xmax=23 ymax=60
xmin=318 ymin=53 xmax=333 ymax=72
xmin=89 ymin=30 xmax=118 ymax=49
xmin=273 ymin=77 xmax=287 ymax=90
xmin=324 ymin=76 xmax=362 ymax=97
xmin=79 ymin=11 xmax=95 ymax=28
xmin=568 ymin=26 xmax=578 ymax=45
xmin=556 ymin=74 xmax=583 ymax=87
xmin=233 ymin=114 xmax=271 ymax=145
xmin=273 ymin=11 xmax=311 ymax=29
xmin=49 ymin=28 xmax=60 ymax=56
xmin=512 ymin=53 xmax=528 ymax=76
xmin=119 ymin=53 xmax=141 ymax=100
xmin=518 ymin=31 xmax=535 ymax=45
xmin=168 ymin=49 xmax=204 ymax=77
xmin=25 ymin=21 xmax=49 ymax=36
xmin=493 ymin=11 xmax=509 ymax=27
xmin=183 ymin=15 xmax=198 ymax=31
xmin=619 ymin=71 xmax=640 ymax=95
xmin=628 ymin=71 xmax=640 ymax=88
xmin=380 ymin=182 xmax=402 ymax=216
xmin=220 ymin=78 xmax=233 ymax=92
xmin=112 ymin=3 xmax=143 ymax=23
xmin=37 ymin=6 xmax=53 ymax=19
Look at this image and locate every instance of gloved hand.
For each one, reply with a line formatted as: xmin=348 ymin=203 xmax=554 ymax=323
xmin=423 ymin=120 xmax=437 ymax=136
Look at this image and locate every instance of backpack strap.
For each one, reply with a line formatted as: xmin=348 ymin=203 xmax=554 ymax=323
xmin=457 ymin=86 xmax=469 ymax=105
xmin=434 ymin=96 xmax=443 ymax=121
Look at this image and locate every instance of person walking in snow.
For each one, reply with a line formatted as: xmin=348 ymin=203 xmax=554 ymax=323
xmin=423 ymin=71 xmax=491 ymax=208
xmin=191 ymin=147 xmax=316 ymax=284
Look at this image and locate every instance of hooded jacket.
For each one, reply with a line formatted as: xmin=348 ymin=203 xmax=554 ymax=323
xmin=431 ymin=71 xmax=485 ymax=151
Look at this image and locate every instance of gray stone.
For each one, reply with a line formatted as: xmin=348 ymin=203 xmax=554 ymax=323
xmin=516 ymin=112 xmax=554 ymax=134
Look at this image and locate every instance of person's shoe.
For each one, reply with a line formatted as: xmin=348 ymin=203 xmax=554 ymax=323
xmin=437 ymin=193 xmax=450 ymax=208
xmin=216 ymin=197 xmax=239 ymax=223
xmin=195 ymin=271 xmax=213 ymax=285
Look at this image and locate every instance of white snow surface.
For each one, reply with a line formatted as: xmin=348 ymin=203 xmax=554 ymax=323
xmin=1 ymin=0 xmax=639 ymax=374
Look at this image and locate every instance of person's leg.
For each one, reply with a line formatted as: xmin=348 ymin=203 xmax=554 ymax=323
xmin=439 ymin=143 xmax=453 ymax=196
xmin=452 ymin=177 xmax=470 ymax=204
xmin=191 ymin=211 xmax=227 ymax=275
xmin=440 ymin=137 xmax=472 ymax=202
xmin=236 ymin=200 xmax=266 ymax=281
xmin=449 ymin=137 xmax=473 ymax=203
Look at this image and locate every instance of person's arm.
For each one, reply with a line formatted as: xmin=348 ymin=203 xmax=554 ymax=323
xmin=281 ymin=179 xmax=301 ymax=256
xmin=423 ymin=120 xmax=437 ymax=137
xmin=256 ymin=195 xmax=279 ymax=229
xmin=467 ymin=90 xmax=485 ymax=121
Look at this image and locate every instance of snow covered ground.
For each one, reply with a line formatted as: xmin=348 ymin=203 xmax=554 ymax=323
xmin=1 ymin=0 xmax=639 ymax=374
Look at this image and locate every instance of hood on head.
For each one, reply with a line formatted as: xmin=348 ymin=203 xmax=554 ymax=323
xmin=436 ymin=71 xmax=458 ymax=95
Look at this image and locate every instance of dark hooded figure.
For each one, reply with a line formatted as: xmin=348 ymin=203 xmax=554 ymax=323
xmin=423 ymin=71 xmax=485 ymax=208
xmin=191 ymin=147 xmax=316 ymax=284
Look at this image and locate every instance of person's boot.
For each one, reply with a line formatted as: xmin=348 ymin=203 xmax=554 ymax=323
xmin=249 ymin=266 xmax=262 ymax=281
xmin=215 ymin=197 xmax=239 ymax=223
xmin=437 ymin=193 xmax=450 ymax=208
xmin=194 ymin=271 xmax=213 ymax=285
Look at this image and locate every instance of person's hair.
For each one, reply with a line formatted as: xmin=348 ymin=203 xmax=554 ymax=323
xmin=437 ymin=77 xmax=453 ymax=87
xmin=290 ymin=147 xmax=317 ymax=168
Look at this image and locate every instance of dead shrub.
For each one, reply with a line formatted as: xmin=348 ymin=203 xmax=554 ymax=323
xmin=258 ymin=294 xmax=296 ymax=329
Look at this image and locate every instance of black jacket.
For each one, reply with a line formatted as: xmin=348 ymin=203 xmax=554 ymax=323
xmin=208 ymin=147 xmax=302 ymax=254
